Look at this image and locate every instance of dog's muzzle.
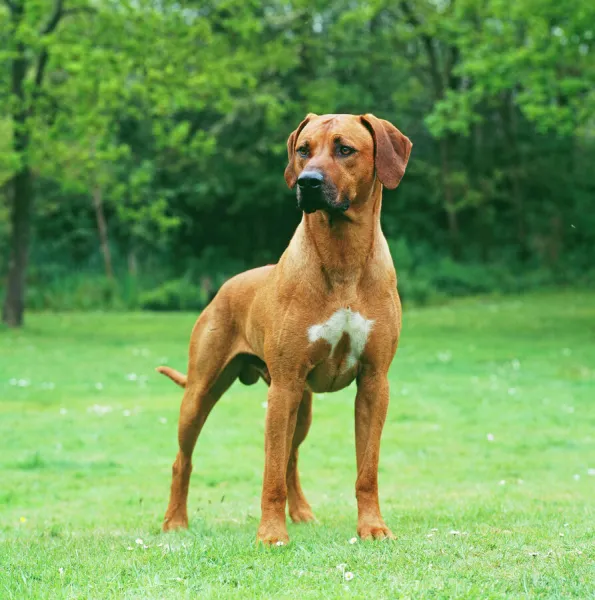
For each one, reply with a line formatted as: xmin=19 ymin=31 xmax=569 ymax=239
xmin=297 ymin=170 xmax=350 ymax=214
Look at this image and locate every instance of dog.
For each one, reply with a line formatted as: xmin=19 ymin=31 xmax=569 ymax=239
xmin=157 ymin=113 xmax=412 ymax=545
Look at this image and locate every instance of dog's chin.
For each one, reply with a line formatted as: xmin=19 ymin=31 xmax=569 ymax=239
xmin=297 ymin=193 xmax=350 ymax=215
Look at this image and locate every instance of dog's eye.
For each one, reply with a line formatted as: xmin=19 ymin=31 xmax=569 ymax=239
xmin=297 ymin=146 xmax=309 ymax=158
xmin=339 ymin=145 xmax=355 ymax=156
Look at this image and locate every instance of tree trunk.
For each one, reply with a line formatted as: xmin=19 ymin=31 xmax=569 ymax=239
xmin=440 ymin=137 xmax=461 ymax=260
xmin=3 ymin=169 xmax=33 ymax=327
xmin=473 ymin=122 xmax=491 ymax=263
xmin=92 ymin=184 xmax=114 ymax=280
xmin=128 ymin=249 xmax=138 ymax=277
xmin=3 ymin=2 xmax=31 ymax=328
xmin=503 ymin=91 xmax=529 ymax=261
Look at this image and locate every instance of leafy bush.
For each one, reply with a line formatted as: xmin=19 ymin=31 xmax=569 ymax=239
xmin=387 ymin=237 xmax=595 ymax=306
xmin=138 ymin=279 xmax=208 ymax=312
xmin=26 ymin=275 xmax=125 ymax=311
xmin=7 ymin=235 xmax=594 ymax=313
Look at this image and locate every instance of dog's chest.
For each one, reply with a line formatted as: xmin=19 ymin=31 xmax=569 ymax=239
xmin=306 ymin=308 xmax=374 ymax=392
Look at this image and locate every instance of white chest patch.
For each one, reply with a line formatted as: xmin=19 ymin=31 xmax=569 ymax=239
xmin=307 ymin=308 xmax=374 ymax=370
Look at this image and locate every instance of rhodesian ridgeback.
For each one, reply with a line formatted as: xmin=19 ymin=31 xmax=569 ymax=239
xmin=157 ymin=113 xmax=412 ymax=544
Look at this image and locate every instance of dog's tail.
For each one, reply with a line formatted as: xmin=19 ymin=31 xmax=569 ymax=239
xmin=156 ymin=366 xmax=187 ymax=388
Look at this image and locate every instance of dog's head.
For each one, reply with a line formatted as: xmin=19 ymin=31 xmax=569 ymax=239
xmin=284 ymin=113 xmax=412 ymax=215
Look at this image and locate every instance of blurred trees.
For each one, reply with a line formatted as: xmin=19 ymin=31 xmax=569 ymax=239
xmin=1 ymin=0 xmax=594 ymax=324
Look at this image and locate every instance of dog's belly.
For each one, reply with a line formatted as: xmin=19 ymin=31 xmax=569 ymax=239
xmin=305 ymin=308 xmax=374 ymax=393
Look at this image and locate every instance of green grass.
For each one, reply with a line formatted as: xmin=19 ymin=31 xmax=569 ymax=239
xmin=1 ymin=291 xmax=594 ymax=599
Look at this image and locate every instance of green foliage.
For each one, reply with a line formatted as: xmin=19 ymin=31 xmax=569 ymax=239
xmin=26 ymin=273 xmax=129 ymax=311
xmin=139 ymin=279 xmax=208 ymax=312
xmin=2 ymin=0 xmax=595 ymax=310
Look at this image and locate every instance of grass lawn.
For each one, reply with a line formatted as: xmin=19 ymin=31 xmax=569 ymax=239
xmin=1 ymin=290 xmax=594 ymax=598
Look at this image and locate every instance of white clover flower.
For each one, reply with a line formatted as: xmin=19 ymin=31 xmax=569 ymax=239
xmin=486 ymin=433 xmax=495 ymax=442
xmin=135 ymin=538 xmax=144 ymax=545
xmin=344 ymin=572 xmax=354 ymax=581
xmin=349 ymin=537 xmax=357 ymax=544
xmin=88 ymin=404 xmax=112 ymax=416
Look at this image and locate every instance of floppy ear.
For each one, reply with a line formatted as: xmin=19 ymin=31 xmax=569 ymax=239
xmin=284 ymin=113 xmax=317 ymax=188
xmin=360 ymin=114 xmax=412 ymax=189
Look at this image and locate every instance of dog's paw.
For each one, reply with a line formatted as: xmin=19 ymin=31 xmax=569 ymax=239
xmin=357 ymin=521 xmax=395 ymax=541
xmin=162 ymin=515 xmax=188 ymax=532
xmin=256 ymin=522 xmax=290 ymax=546
xmin=289 ymin=505 xmax=316 ymax=524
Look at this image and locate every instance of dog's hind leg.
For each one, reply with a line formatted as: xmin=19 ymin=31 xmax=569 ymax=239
xmin=162 ymin=316 xmax=241 ymax=532
xmin=286 ymin=390 xmax=315 ymax=523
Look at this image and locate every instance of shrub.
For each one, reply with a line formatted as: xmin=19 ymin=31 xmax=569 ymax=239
xmin=138 ymin=278 xmax=208 ymax=311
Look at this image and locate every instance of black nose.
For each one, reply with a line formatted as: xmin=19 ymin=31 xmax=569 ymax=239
xmin=297 ymin=171 xmax=324 ymax=190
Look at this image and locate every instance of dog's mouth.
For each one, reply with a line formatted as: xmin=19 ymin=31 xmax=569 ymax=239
xmin=297 ymin=186 xmax=350 ymax=215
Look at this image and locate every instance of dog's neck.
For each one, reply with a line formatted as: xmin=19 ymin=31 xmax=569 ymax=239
xmin=300 ymin=180 xmax=384 ymax=288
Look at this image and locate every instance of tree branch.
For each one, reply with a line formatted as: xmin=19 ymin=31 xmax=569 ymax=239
xmin=36 ymin=3 xmax=97 ymax=87
xmin=40 ymin=3 xmax=96 ymax=35
xmin=34 ymin=48 xmax=49 ymax=87
xmin=400 ymin=1 xmax=443 ymax=99
xmin=41 ymin=0 xmax=64 ymax=35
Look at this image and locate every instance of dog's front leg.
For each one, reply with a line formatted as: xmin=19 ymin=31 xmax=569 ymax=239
xmin=354 ymin=369 xmax=395 ymax=540
xmin=257 ymin=381 xmax=303 ymax=545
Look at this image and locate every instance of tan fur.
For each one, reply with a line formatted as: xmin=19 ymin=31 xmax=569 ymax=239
xmin=156 ymin=366 xmax=187 ymax=388
xmin=159 ymin=113 xmax=412 ymax=544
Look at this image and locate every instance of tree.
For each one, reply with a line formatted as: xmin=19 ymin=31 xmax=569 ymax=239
xmin=2 ymin=0 xmax=95 ymax=326
xmin=2 ymin=0 xmax=595 ymax=314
